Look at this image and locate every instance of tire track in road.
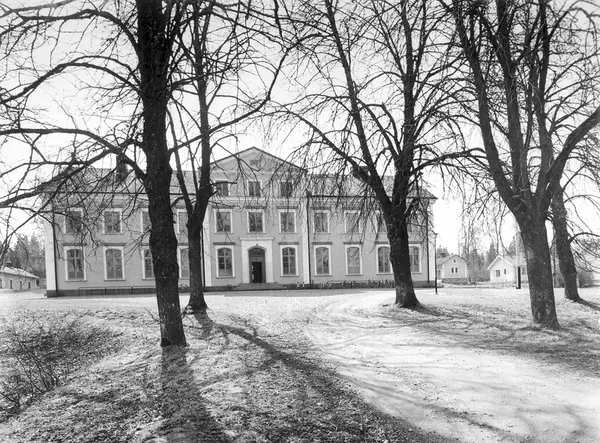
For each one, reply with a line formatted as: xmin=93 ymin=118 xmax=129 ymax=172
xmin=306 ymin=291 xmax=600 ymax=443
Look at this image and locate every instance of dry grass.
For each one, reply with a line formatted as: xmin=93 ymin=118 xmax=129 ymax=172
xmin=0 ymin=286 xmax=598 ymax=442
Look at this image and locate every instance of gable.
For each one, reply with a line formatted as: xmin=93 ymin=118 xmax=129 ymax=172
xmin=211 ymin=147 xmax=305 ymax=178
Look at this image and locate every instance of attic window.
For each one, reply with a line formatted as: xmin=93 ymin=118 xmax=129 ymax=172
xmin=215 ymin=182 xmax=229 ymax=197
xmin=280 ymin=181 xmax=293 ymax=198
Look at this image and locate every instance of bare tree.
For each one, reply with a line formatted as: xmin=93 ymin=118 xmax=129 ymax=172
xmin=0 ymin=0 xmax=188 ymax=345
xmin=277 ymin=0 xmax=473 ymax=307
xmin=448 ymin=0 xmax=600 ymax=328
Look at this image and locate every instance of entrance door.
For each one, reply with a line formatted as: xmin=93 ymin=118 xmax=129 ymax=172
xmin=249 ymin=247 xmax=266 ymax=283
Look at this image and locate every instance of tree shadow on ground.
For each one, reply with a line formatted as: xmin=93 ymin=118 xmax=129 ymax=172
xmin=578 ymin=298 xmax=600 ymax=312
xmin=185 ymin=311 xmax=457 ymax=443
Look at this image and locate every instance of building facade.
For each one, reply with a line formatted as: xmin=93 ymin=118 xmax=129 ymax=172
xmin=487 ymin=255 xmax=528 ymax=286
xmin=44 ymin=148 xmax=436 ymax=296
xmin=436 ymin=254 xmax=468 ymax=283
xmin=0 ymin=266 xmax=39 ymax=290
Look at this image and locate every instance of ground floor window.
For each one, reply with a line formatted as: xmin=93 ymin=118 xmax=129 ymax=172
xmin=179 ymin=248 xmax=190 ymax=279
xmin=281 ymin=246 xmax=297 ymax=276
xmin=217 ymin=247 xmax=233 ymax=277
xmin=409 ymin=246 xmax=420 ymax=273
xmin=346 ymin=245 xmax=362 ymax=275
xmin=495 ymin=269 xmax=501 ymax=277
xmin=377 ymin=246 xmax=391 ymax=274
xmin=105 ymin=247 xmax=124 ymax=280
xmin=28 ymin=281 xmax=31 ymax=289
xmin=143 ymin=249 xmax=154 ymax=279
xmin=66 ymin=247 xmax=85 ymax=280
xmin=315 ymin=246 xmax=330 ymax=275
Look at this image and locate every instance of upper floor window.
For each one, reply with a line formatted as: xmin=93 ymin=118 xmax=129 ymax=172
xmin=64 ymin=209 xmax=83 ymax=234
xmin=313 ymin=211 xmax=329 ymax=233
xmin=280 ymin=211 xmax=296 ymax=233
xmin=216 ymin=210 xmax=232 ymax=233
xmin=141 ymin=209 xmax=151 ymax=233
xmin=280 ymin=181 xmax=293 ymax=198
xmin=248 ymin=211 xmax=264 ymax=233
xmin=215 ymin=182 xmax=229 ymax=197
xmin=345 ymin=211 xmax=361 ymax=234
xmin=105 ymin=247 xmax=124 ymax=280
xmin=409 ymin=246 xmax=420 ymax=273
xmin=65 ymin=247 xmax=85 ymax=281
xmin=451 ymin=266 xmax=459 ymax=274
xmin=143 ymin=249 xmax=154 ymax=279
xmin=177 ymin=210 xmax=188 ymax=235
xmin=248 ymin=181 xmax=261 ymax=197
xmin=104 ymin=210 xmax=122 ymax=234
xmin=376 ymin=213 xmax=387 ymax=233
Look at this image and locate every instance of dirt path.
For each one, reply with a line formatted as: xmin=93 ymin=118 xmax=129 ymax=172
xmin=306 ymin=290 xmax=600 ymax=443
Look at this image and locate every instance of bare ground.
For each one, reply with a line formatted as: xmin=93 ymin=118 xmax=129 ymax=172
xmin=0 ymin=286 xmax=599 ymax=442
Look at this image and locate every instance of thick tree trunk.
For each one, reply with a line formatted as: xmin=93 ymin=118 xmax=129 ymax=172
xmin=520 ymin=218 xmax=559 ymax=329
xmin=388 ymin=220 xmax=420 ymax=308
xmin=185 ymin=220 xmax=207 ymax=312
xmin=551 ymin=187 xmax=580 ymax=302
xmin=138 ymin=0 xmax=186 ymax=346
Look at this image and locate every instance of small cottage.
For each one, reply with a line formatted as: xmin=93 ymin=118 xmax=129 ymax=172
xmin=486 ymin=255 xmax=527 ymax=285
xmin=0 ymin=266 xmax=39 ymax=290
xmin=436 ymin=254 xmax=468 ymax=283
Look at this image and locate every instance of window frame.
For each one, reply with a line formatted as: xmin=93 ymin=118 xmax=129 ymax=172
xmin=214 ymin=209 xmax=233 ymax=233
xmin=247 ymin=210 xmax=264 ymax=234
xmin=345 ymin=244 xmax=362 ymax=275
xmin=376 ymin=245 xmax=392 ymax=274
xmin=179 ymin=247 xmax=190 ymax=279
xmin=103 ymin=209 xmax=123 ymax=235
xmin=279 ymin=210 xmax=296 ymax=234
xmin=280 ymin=245 xmax=298 ymax=277
xmin=103 ymin=246 xmax=125 ymax=280
xmin=376 ymin=213 xmax=387 ymax=233
xmin=409 ymin=244 xmax=421 ymax=273
xmin=314 ymin=245 xmax=331 ymax=276
xmin=177 ymin=209 xmax=188 ymax=235
xmin=142 ymin=248 xmax=154 ymax=279
xmin=140 ymin=209 xmax=151 ymax=234
xmin=344 ymin=210 xmax=361 ymax=234
xmin=216 ymin=246 xmax=234 ymax=278
xmin=214 ymin=182 xmax=229 ymax=197
xmin=313 ymin=211 xmax=330 ymax=233
xmin=279 ymin=180 xmax=293 ymax=198
xmin=247 ymin=180 xmax=261 ymax=198
xmin=64 ymin=246 xmax=86 ymax=281
xmin=495 ymin=269 xmax=501 ymax=277
xmin=63 ymin=208 xmax=84 ymax=235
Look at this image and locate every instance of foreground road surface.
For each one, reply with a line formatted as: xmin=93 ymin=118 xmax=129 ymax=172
xmin=307 ymin=290 xmax=600 ymax=443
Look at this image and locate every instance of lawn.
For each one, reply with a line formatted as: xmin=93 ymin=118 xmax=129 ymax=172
xmin=0 ymin=286 xmax=598 ymax=442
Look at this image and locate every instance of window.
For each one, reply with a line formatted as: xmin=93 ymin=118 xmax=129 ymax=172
xmin=215 ymin=182 xmax=229 ymax=197
xmin=27 ymin=281 xmax=31 ymax=289
xmin=451 ymin=266 xmax=459 ymax=274
xmin=376 ymin=213 xmax=387 ymax=233
xmin=104 ymin=210 xmax=122 ymax=234
xmin=504 ymin=268 xmax=507 ymax=274
xmin=315 ymin=246 xmax=330 ymax=275
xmin=217 ymin=247 xmax=233 ymax=277
xmin=179 ymin=248 xmax=189 ymax=278
xmin=377 ymin=246 xmax=391 ymax=274
xmin=177 ymin=211 xmax=188 ymax=234
xmin=143 ymin=249 xmax=154 ymax=279
xmin=141 ymin=210 xmax=151 ymax=233
xmin=346 ymin=246 xmax=362 ymax=275
xmin=280 ymin=211 xmax=296 ymax=233
xmin=64 ymin=209 xmax=83 ymax=234
xmin=248 ymin=181 xmax=261 ymax=197
xmin=409 ymin=246 xmax=420 ymax=273
xmin=248 ymin=211 xmax=264 ymax=233
xmin=280 ymin=181 xmax=293 ymax=198
xmin=345 ymin=211 xmax=361 ymax=233
xmin=313 ymin=211 xmax=329 ymax=233
xmin=215 ymin=210 xmax=232 ymax=233
xmin=281 ymin=247 xmax=297 ymax=276
xmin=66 ymin=247 xmax=85 ymax=280
xmin=495 ymin=269 xmax=501 ymax=277
xmin=453 ymin=258 xmax=457 ymax=264
xmin=105 ymin=247 xmax=124 ymax=280
xmin=9 ymin=279 xmax=13 ymax=289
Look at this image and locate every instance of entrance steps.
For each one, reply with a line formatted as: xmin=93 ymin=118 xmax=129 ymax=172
xmin=234 ymin=283 xmax=286 ymax=291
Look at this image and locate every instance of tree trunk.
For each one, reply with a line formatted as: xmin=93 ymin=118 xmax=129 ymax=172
xmin=388 ymin=221 xmax=420 ymax=308
xmin=138 ymin=0 xmax=186 ymax=346
xmin=185 ymin=218 xmax=208 ymax=312
xmin=551 ymin=187 xmax=580 ymax=302
xmin=520 ymin=218 xmax=560 ymax=329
